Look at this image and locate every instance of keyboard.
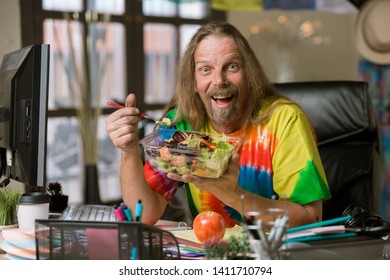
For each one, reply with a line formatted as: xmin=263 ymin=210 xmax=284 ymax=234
xmin=60 ymin=204 xmax=118 ymax=222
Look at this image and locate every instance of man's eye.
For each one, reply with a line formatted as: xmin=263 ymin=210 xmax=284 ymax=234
xmin=228 ymin=64 xmax=238 ymax=70
xmin=200 ymin=67 xmax=209 ymax=73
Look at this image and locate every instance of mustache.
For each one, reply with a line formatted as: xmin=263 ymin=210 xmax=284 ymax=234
xmin=206 ymin=86 xmax=238 ymax=98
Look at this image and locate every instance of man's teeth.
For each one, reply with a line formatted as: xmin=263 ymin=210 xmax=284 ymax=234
xmin=213 ymin=96 xmax=231 ymax=99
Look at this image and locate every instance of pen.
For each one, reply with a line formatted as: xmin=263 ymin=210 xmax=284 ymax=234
xmin=119 ymin=201 xmax=134 ymax=221
xmin=286 ymin=215 xmax=352 ymax=234
xmin=107 ymin=101 xmax=124 ymax=109
xmin=107 ymin=101 xmax=154 ymax=121
xmin=131 ymin=247 xmax=137 ymax=260
xmin=135 ymin=199 xmax=143 ymax=222
xmin=114 ymin=206 xmax=125 ymax=221
xmin=124 ymin=207 xmax=133 ymax=221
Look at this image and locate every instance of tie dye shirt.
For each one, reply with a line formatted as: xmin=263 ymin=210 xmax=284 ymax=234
xmin=143 ymin=96 xmax=330 ymax=227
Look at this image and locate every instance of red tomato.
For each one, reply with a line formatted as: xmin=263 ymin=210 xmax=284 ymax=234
xmin=193 ymin=211 xmax=226 ymax=245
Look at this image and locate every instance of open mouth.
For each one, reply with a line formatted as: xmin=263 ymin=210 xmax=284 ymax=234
xmin=212 ymin=96 xmax=233 ymax=106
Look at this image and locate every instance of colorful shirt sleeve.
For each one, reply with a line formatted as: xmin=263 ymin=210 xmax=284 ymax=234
xmin=261 ymin=100 xmax=330 ymax=204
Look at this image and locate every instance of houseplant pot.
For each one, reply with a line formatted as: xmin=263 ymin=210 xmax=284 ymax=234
xmin=46 ymin=182 xmax=69 ymax=212
xmin=0 ymin=187 xmax=22 ymax=226
xmin=0 ymin=187 xmax=22 ymax=251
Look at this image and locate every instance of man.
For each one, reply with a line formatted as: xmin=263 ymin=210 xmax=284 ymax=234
xmin=106 ymin=21 xmax=331 ymax=228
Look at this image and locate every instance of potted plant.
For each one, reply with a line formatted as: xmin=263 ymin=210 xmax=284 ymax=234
xmin=46 ymin=182 xmax=68 ymax=212
xmin=203 ymin=226 xmax=251 ymax=260
xmin=0 ymin=187 xmax=22 ymax=248
xmin=0 ymin=187 xmax=22 ymax=226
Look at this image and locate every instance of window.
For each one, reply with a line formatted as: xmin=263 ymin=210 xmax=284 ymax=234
xmin=20 ymin=0 xmax=225 ymax=205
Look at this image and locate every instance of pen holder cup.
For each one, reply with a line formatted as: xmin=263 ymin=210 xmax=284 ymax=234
xmin=245 ymin=208 xmax=289 ymax=260
xmin=34 ymin=220 xmax=181 ymax=260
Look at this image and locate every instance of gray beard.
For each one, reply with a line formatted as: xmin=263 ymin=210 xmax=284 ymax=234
xmin=205 ymin=103 xmax=241 ymax=125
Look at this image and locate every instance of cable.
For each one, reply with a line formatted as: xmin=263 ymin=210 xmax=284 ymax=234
xmin=342 ymin=203 xmax=390 ymax=237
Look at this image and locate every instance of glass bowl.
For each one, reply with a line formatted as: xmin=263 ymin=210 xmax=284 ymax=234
xmin=140 ymin=129 xmax=244 ymax=178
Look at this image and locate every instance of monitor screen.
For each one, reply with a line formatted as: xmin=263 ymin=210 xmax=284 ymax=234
xmin=0 ymin=44 xmax=49 ymax=189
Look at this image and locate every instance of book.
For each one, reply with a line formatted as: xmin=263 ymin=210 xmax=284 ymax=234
xmin=167 ymin=225 xmax=245 ymax=259
xmin=171 ymin=224 xmax=244 ymax=248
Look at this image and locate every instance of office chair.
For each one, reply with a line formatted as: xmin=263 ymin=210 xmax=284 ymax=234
xmin=275 ymin=80 xmax=383 ymax=220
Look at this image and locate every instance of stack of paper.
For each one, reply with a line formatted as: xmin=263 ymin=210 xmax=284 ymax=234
xmin=169 ymin=225 xmax=244 ymax=259
xmin=0 ymin=227 xmax=37 ymax=260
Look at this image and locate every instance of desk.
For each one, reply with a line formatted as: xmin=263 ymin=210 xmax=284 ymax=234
xmin=283 ymin=235 xmax=390 ymax=260
xmin=2 ymin=222 xmax=390 ymax=260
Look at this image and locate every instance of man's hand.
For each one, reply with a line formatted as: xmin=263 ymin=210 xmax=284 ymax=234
xmin=106 ymin=93 xmax=141 ymax=153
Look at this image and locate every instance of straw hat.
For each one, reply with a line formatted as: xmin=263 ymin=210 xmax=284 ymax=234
xmin=355 ymin=0 xmax=390 ymax=64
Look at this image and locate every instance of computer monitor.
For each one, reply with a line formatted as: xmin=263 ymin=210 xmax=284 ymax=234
xmin=0 ymin=44 xmax=50 ymax=189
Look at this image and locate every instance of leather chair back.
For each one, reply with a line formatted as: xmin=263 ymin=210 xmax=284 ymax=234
xmin=275 ymin=81 xmax=382 ymax=220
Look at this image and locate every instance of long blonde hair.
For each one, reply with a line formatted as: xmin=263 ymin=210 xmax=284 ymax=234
xmin=163 ymin=21 xmax=282 ymax=130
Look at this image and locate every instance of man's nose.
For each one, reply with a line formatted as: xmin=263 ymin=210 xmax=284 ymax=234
xmin=213 ymin=71 xmax=228 ymax=87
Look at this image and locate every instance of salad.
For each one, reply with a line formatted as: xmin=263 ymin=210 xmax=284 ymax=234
xmin=141 ymin=129 xmax=243 ymax=178
xmin=156 ymin=117 xmax=173 ymax=127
